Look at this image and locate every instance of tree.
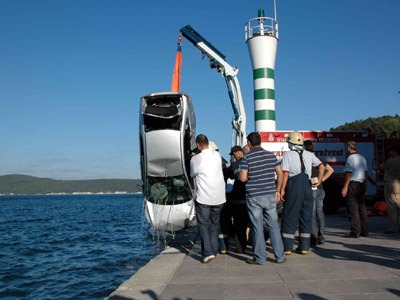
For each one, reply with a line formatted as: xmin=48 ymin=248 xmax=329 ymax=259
xmin=330 ymin=115 xmax=400 ymax=137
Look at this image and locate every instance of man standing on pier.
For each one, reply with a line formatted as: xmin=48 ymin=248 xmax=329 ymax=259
xmin=280 ymin=131 xmax=324 ymax=255
xmin=341 ymin=140 xmax=369 ymax=238
xmin=190 ymin=134 xmax=226 ymax=263
xmin=239 ymin=132 xmax=286 ymax=265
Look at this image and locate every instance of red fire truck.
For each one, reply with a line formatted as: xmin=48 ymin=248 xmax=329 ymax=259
xmin=260 ymin=131 xmax=400 ymax=214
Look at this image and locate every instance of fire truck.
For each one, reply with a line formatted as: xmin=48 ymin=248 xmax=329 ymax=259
xmin=260 ymin=131 xmax=399 ymax=213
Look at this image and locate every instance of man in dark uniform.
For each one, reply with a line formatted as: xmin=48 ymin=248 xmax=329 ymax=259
xmin=224 ymin=145 xmax=249 ymax=253
xmin=280 ymin=131 xmax=324 ymax=255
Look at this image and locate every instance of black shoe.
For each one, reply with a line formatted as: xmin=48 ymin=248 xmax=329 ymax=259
xmin=310 ymin=235 xmax=317 ymax=246
xmin=246 ymin=258 xmax=262 ymax=265
xmin=360 ymin=233 xmax=369 ymax=237
xmin=275 ymin=257 xmax=287 ymax=264
xmin=344 ymin=232 xmax=359 ymax=238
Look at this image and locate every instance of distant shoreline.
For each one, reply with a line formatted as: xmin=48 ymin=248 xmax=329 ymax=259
xmin=0 ymin=174 xmax=143 ymax=195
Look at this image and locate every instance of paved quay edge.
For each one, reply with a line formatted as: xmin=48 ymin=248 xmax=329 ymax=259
xmin=106 ymin=212 xmax=400 ymax=300
xmin=106 ymin=227 xmax=198 ymax=300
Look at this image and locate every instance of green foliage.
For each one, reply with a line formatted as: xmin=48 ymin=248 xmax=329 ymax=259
xmin=0 ymin=174 xmax=143 ymax=195
xmin=330 ymin=115 xmax=400 ymax=137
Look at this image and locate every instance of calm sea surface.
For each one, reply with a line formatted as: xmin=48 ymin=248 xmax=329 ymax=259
xmin=0 ymin=194 xmax=165 ymax=300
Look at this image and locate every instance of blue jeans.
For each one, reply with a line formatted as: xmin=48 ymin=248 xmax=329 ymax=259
xmin=195 ymin=201 xmax=223 ymax=257
xmin=247 ymin=194 xmax=285 ymax=264
xmin=312 ymin=189 xmax=325 ymax=243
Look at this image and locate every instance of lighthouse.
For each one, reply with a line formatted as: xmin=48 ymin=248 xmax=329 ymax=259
xmin=245 ymin=6 xmax=279 ymax=132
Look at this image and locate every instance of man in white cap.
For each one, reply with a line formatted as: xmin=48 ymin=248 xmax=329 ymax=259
xmin=280 ymin=131 xmax=324 ymax=255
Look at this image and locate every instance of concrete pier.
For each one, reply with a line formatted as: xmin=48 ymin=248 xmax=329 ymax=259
xmin=107 ymin=211 xmax=400 ymax=300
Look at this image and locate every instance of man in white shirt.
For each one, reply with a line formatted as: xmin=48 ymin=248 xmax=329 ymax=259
xmin=190 ymin=134 xmax=226 ymax=263
xmin=341 ymin=140 xmax=369 ymax=238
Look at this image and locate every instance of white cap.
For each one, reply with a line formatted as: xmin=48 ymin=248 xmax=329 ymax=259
xmin=208 ymin=141 xmax=219 ymax=151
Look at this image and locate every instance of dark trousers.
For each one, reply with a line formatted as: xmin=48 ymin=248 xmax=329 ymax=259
xmin=219 ymin=202 xmax=232 ymax=251
xmin=220 ymin=202 xmax=233 ymax=237
xmin=220 ymin=202 xmax=249 ymax=253
xmin=231 ymin=203 xmax=249 ymax=253
xmin=196 ymin=201 xmax=223 ymax=257
xmin=346 ymin=181 xmax=369 ymax=235
xmin=281 ymin=172 xmax=313 ymax=251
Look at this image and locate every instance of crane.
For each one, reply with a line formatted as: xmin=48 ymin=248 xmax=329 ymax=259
xmin=179 ymin=25 xmax=247 ymax=147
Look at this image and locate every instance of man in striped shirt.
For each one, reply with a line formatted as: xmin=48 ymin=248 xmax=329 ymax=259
xmin=239 ymin=132 xmax=286 ymax=265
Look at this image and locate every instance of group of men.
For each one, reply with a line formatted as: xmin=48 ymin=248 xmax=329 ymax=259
xmin=190 ymin=131 xmax=376 ymax=264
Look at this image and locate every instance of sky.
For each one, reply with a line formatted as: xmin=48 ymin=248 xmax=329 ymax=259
xmin=1 ymin=0 xmax=399 ymax=180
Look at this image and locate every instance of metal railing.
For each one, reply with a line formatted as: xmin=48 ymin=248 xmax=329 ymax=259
xmin=245 ymin=16 xmax=279 ymax=40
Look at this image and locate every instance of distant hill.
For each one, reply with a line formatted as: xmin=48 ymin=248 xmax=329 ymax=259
xmin=330 ymin=115 xmax=400 ymax=137
xmin=0 ymin=174 xmax=143 ymax=195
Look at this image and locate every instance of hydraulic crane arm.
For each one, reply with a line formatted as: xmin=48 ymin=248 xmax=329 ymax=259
xmin=179 ymin=25 xmax=247 ymax=147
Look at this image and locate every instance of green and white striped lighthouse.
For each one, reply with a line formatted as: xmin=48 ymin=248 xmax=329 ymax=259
xmin=245 ymin=7 xmax=279 ymax=131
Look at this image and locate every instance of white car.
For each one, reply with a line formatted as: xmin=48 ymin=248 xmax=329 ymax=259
xmin=139 ymin=92 xmax=197 ymax=232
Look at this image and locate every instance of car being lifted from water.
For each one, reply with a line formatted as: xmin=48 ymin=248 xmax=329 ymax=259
xmin=139 ymin=92 xmax=197 ymax=232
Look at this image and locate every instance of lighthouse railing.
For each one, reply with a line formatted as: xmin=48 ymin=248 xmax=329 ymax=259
xmin=245 ymin=17 xmax=278 ymax=40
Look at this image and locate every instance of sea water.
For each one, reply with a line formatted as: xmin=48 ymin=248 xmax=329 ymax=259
xmin=0 ymin=194 xmax=165 ymax=300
